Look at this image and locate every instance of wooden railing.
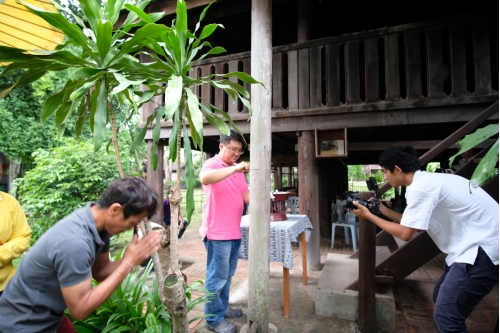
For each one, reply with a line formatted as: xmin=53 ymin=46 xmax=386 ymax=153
xmin=189 ymin=11 xmax=498 ymax=117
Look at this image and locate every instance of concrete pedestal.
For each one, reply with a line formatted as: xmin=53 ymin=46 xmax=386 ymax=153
xmin=315 ymin=253 xmax=396 ymax=332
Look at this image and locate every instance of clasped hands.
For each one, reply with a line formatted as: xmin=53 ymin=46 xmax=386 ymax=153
xmin=123 ymin=231 xmax=162 ymax=266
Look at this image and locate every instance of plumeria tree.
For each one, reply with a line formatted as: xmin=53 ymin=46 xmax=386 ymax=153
xmin=0 ymin=0 xmax=262 ymax=331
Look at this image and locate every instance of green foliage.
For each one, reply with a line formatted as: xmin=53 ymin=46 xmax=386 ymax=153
xmin=137 ymin=0 xmax=263 ymax=222
xmin=0 ymin=70 xmax=58 ymax=171
xmin=0 ymin=0 xmax=263 ymax=223
xmin=425 ymin=162 xmax=440 ymax=173
xmin=13 ymin=138 xmax=122 ymax=245
xmin=347 ymin=165 xmax=365 ymax=181
xmin=449 ymin=123 xmax=499 ymax=187
xmin=67 ymin=257 xmax=211 ymax=333
xmin=67 ymin=259 xmax=172 ymax=333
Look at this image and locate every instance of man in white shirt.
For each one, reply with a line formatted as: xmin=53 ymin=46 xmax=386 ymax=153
xmin=352 ymin=146 xmax=498 ymax=333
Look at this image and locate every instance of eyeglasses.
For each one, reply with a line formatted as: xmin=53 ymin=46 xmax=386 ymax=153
xmin=225 ymin=145 xmax=244 ymax=154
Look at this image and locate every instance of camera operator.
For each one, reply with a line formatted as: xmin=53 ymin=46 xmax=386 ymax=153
xmin=351 ymin=146 xmax=498 ymax=333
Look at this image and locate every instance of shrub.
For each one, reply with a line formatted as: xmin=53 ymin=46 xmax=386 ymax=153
xmin=13 ymin=138 xmax=123 ymax=245
xmin=67 ymin=256 xmax=211 ymax=333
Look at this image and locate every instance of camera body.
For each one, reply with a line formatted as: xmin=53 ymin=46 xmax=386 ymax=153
xmin=343 ymin=177 xmax=381 ymax=214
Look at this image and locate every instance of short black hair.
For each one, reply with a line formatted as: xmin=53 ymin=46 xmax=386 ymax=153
xmin=378 ymin=146 xmax=421 ymax=173
xmin=220 ymin=129 xmax=245 ymax=146
xmin=0 ymin=151 xmax=9 ymax=172
xmin=98 ymin=177 xmax=158 ymax=219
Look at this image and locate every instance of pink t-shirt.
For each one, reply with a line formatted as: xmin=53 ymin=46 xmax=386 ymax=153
xmin=199 ymin=155 xmax=249 ymax=240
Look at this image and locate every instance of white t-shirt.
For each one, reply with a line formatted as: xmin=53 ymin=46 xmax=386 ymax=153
xmin=401 ymin=171 xmax=498 ymax=266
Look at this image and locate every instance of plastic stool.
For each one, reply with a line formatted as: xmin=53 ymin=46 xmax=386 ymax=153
xmin=331 ymin=221 xmax=358 ymax=252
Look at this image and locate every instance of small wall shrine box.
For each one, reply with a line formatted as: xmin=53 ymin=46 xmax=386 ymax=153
xmin=270 ymin=192 xmax=289 ymax=222
xmin=315 ymin=128 xmax=348 ymax=158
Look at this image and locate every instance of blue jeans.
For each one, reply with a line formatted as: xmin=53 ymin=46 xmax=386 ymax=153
xmin=204 ymin=239 xmax=241 ymax=327
xmin=433 ymin=247 xmax=499 ymax=332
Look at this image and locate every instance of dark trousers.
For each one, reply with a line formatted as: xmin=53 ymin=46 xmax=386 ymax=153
xmin=433 ymin=247 xmax=499 ymax=332
xmin=163 ymin=217 xmax=188 ymax=238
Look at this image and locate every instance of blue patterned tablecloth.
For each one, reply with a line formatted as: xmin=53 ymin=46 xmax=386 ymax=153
xmin=238 ymin=214 xmax=313 ymax=269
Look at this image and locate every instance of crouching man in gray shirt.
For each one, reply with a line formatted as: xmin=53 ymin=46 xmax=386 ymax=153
xmin=0 ymin=177 xmax=162 ymax=332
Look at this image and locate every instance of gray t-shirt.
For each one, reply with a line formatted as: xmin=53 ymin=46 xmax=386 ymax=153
xmin=0 ymin=203 xmax=110 ymax=332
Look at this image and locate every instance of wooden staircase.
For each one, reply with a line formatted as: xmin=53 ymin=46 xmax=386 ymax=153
xmin=347 ymin=101 xmax=499 ymax=291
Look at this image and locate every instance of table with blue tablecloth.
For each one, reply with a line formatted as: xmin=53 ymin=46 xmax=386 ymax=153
xmin=238 ymin=214 xmax=313 ymax=317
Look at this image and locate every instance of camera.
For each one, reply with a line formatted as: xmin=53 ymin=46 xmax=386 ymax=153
xmin=434 ymin=168 xmax=451 ymax=174
xmin=343 ymin=177 xmax=381 ymax=214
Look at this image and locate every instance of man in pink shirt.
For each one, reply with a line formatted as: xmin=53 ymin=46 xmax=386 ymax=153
xmin=199 ymin=129 xmax=250 ymax=333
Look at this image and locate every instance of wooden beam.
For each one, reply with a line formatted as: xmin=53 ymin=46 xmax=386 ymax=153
xmin=348 ymin=139 xmax=496 ymax=151
xmin=419 ymin=101 xmax=498 ymax=165
xmin=146 ymin=102 xmax=498 ymax=138
xmin=147 ymin=0 xmax=212 ymax=15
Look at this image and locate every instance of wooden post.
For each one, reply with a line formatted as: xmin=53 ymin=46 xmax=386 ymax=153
xmin=357 ymin=191 xmax=376 ymax=333
xmin=297 ymin=0 xmax=312 ymax=42
xmin=301 ymin=232 xmax=307 ymax=284
xmin=248 ymin=0 xmax=272 ymax=331
xmin=283 ymin=267 xmax=290 ymax=318
xmin=287 ymin=167 xmax=292 ymax=187
xmin=146 ymin=140 xmax=164 ymax=223
xmin=297 ymin=131 xmax=321 ymax=271
xmin=275 ymin=166 xmax=282 ymax=190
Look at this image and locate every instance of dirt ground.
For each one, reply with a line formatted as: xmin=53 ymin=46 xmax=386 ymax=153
xmin=192 ymin=266 xmax=363 ymax=333
xmin=178 ymin=229 xmax=498 ymax=333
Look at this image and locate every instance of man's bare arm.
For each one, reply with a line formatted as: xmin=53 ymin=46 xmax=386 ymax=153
xmin=92 ymin=253 xmax=119 ymax=282
xmin=352 ymin=202 xmax=416 ymax=241
xmin=61 ymin=232 xmax=161 ymax=319
xmin=199 ymin=162 xmax=249 ymax=185
xmin=379 ymin=204 xmax=402 ymax=224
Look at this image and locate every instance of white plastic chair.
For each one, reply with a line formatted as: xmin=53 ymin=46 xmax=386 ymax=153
xmin=331 ymin=205 xmax=359 ymax=252
xmin=287 ymin=196 xmax=299 ymax=214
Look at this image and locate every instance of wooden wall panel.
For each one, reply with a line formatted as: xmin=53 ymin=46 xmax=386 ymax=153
xmin=227 ymin=60 xmax=239 ymax=115
xmin=309 ymin=46 xmax=323 ymax=108
xmin=273 ymin=53 xmax=283 ymax=110
xmin=365 ymin=37 xmax=380 ymax=103
xmin=287 ymin=50 xmax=299 ymax=110
xmin=214 ymin=62 xmax=224 ymax=111
xmin=406 ymin=31 xmax=423 ymax=101
xmin=345 ymin=41 xmax=360 ymax=104
xmin=200 ymin=65 xmax=211 ymax=107
xmin=473 ymin=21 xmax=492 ymax=96
xmin=298 ymin=48 xmax=310 ymax=109
xmin=427 ymin=27 xmax=446 ymax=99
xmin=450 ymin=24 xmax=467 ymax=98
xmin=242 ymin=57 xmax=251 ymax=114
xmin=385 ymin=34 xmax=400 ymax=101
xmin=327 ymin=43 xmax=341 ymax=107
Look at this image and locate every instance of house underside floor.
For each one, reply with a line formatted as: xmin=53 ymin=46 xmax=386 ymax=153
xmin=175 ymin=229 xmax=498 ymax=333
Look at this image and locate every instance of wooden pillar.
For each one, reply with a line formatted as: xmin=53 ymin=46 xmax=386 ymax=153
xmin=248 ymin=0 xmax=272 ymax=331
xmin=146 ymin=140 xmax=164 ymax=223
xmin=297 ymin=0 xmax=312 ymax=42
xmin=297 ymin=131 xmax=321 ymax=271
xmin=274 ymin=166 xmax=282 ymax=190
xmin=357 ymin=191 xmax=376 ymax=333
xmin=205 ymin=152 xmax=214 ymax=160
xmin=287 ymin=167 xmax=292 ymax=187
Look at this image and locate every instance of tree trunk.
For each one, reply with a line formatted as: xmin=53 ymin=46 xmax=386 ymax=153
xmin=159 ymin=119 xmax=188 ymax=332
xmin=109 ymin=106 xmax=124 ymax=179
